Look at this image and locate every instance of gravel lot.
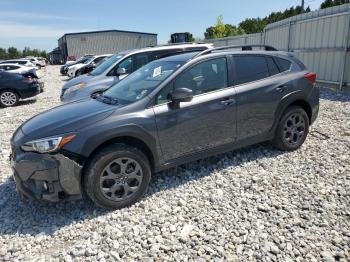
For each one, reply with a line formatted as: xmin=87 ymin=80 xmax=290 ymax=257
xmin=0 ymin=66 xmax=349 ymax=261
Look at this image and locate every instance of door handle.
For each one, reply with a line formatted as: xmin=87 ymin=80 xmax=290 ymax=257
xmin=220 ymin=98 xmax=235 ymax=105
xmin=276 ymin=85 xmax=287 ymax=93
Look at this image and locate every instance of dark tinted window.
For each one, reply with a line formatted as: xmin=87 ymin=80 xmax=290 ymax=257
xmin=266 ymin=57 xmax=280 ymax=76
xmin=93 ymin=56 xmax=105 ymax=64
xmin=109 ymin=53 xmax=150 ymax=76
xmin=174 ymin=58 xmax=228 ymax=95
xmin=153 ymin=49 xmax=181 ymax=60
xmin=233 ymin=56 xmax=269 ymax=85
xmin=274 ymin=57 xmax=292 ymax=72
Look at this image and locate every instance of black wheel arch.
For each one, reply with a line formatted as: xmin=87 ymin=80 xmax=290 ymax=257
xmin=80 ymin=125 xmax=159 ymax=173
xmin=271 ymin=91 xmax=313 ymax=135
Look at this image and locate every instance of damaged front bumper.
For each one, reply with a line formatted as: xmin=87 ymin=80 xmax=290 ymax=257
xmin=10 ymin=150 xmax=83 ymax=202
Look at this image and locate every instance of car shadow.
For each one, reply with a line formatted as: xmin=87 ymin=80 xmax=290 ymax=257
xmin=0 ymin=142 xmax=285 ymax=237
xmin=17 ymin=99 xmax=37 ymax=106
xmin=319 ymin=87 xmax=350 ymax=102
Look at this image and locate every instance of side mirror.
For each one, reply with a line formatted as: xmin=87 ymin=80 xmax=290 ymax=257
xmin=171 ymin=88 xmax=193 ymax=104
xmin=116 ymin=67 xmax=126 ymax=76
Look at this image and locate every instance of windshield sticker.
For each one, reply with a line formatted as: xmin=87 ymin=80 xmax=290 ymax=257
xmin=153 ymin=66 xmax=162 ymax=77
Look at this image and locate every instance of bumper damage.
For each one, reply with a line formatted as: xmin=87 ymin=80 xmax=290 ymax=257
xmin=11 ymin=151 xmax=83 ymax=202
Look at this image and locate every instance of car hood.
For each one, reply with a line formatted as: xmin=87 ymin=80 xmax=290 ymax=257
xmin=62 ymin=74 xmax=96 ymax=89
xmin=21 ymin=98 xmax=117 ymax=139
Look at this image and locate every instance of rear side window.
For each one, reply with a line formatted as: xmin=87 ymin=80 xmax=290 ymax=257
xmin=233 ymin=55 xmax=270 ymax=85
xmin=266 ymin=57 xmax=280 ymax=76
xmin=274 ymin=57 xmax=292 ymax=72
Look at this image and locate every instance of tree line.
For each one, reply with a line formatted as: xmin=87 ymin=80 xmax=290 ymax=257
xmin=0 ymin=47 xmax=47 ymax=60
xmin=204 ymin=0 xmax=349 ymax=39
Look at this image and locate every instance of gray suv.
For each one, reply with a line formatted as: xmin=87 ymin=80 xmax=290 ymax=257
xmin=60 ymin=44 xmax=212 ymax=103
xmin=10 ymin=45 xmax=319 ymax=209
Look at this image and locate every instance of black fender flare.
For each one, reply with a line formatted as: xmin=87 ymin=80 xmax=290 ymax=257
xmin=270 ymin=90 xmax=311 ymax=135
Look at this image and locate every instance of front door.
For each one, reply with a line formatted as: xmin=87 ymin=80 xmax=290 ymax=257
xmin=153 ymin=57 xmax=237 ymax=162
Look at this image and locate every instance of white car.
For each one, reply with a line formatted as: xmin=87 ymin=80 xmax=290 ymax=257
xmin=67 ymin=54 xmax=111 ymax=78
xmin=0 ymin=63 xmax=38 ymax=76
xmin=25 ymin=57 xmax=45 ymax=69
xmin=0 ymin=59 xmax=36 ymax=68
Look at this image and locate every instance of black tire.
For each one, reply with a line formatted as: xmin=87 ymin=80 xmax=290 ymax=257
xmin=84 ymin=143 xmax=151 ymax=209
xmin=36 ymin=64 xmax=41 ymax=70
xmin=0 ymin=90 xmax=19 ymax=107
xmin=273 ymin=106 xmax=309 ymax=151
xmin=75 ymin=70 xmax=81 ymax=77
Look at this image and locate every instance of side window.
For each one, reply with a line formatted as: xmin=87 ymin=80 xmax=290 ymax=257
xmin=266 ymin=57 xmax=280 ymax=76
xmin=274 ymin=57 xmax=292 ymax=72
xmin=93 ymin=57 xmax=104 ymax=64
xmin=156 ymin=83 xmax=174 ymax=105
xmin=153 ymin=49 xmax=181 ymax=60
xmin=174 ymin=58 xmax=228 ymax=95
xmin=118 ymin=57 xmax=133 ymax=74
xmin=233 ymin=55 xmax=270 ymax=85
xmin=109 ymin=53 xmax=150 ymax=76
xmin=134 ymin=53 xmax=150 ymax=71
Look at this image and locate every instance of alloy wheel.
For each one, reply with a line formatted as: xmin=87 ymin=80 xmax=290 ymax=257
xmin=0 ymin=91 xmax=17 ymax=106
xmin=283 ymin=113 xmax=306 ymax=145
xmin=99 ymin=157 xmax=143 ymax=201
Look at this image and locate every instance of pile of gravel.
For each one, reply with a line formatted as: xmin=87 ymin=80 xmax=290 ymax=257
xmin=0 ymin=66 xmax=349 ymax=261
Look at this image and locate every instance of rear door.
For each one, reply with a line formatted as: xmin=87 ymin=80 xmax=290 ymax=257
xmin=232 ymin=55 xmax=291 ymax=140
xmin=153 ymin=57 xmax=237 ymax=161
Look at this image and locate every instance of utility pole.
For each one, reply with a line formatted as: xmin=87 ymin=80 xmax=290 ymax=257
xmin=301 ymin=0 xmax=305 ymax=10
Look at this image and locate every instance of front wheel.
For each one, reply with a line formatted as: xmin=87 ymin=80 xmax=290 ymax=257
xmin=273 ymin=106 xmax=309 ymax=151
xmin=84 ymin=144 xmax=151 ymax=209
xmin=0 ymin=90 xmax=19 ymax=107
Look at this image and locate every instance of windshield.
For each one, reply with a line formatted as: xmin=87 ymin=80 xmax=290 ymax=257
xmin=103 ymin=60 xmax=185 ymax=104
xmin=84 ymin=57 xmax=94 ymax=64
xmin=90 ymin=54 xmax=125 ymax=76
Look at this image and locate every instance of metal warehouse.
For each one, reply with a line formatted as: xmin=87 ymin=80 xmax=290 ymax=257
xmin=58 ymin=29 xmax=157 ymax=61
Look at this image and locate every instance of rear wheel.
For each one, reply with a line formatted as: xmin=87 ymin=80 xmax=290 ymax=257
xmin=273 ymin=106 xmax=309 ymax=151
xmin=84 ymin=144 xmax=151 ymax=209
xmin=0 ymin=90 xmax=19 ymax=107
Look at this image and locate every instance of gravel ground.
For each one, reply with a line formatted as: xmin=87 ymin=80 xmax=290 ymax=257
xmin=0 ymin=66 xmax=349 ymax=261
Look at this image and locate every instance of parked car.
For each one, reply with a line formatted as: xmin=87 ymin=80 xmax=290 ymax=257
xmin=0 ymin=71 xmax=41 ymax=107
xmin=60 ymin=55 xmax=94 ymax=75
xmin=25 ymin=57 xmax=45 ymax=69
xmin=75 ymin=55 xmax=112 ymax=76
xmin=10 ymin=45 xmax=319 ymax=209
xmin=0 ymin=63 xmax=38 ymax=77
xmin=61 ymin=43 xmax=212 ymax=103
xmin=67 ymin=54 xmax=112 ymax=78
xmin=0 ymin=59 xmax=36 ymax=68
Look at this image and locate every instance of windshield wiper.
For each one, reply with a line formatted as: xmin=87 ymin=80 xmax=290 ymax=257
xmin=92 ymin=93 xmax=118 ymax=105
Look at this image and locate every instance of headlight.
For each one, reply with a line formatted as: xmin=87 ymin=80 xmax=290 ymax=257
xmin=21 ymin=134 xmax=76 ymax=153
xmin=64 ymin=83 xmax=86 ymax=94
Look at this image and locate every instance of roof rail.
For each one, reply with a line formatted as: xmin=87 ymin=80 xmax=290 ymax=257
xmin=147 ymin=42 xmax=210 ymax=48
xmin=193 ymin=45 xmax=278 ymax=58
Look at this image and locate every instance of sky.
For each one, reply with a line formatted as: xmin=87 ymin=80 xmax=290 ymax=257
xmin=0 ymin=0 xmax=325 ymax=52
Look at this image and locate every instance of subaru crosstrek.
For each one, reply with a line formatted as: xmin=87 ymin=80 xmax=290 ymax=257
xmin=10 ymin=45 xmax=319 ymax=209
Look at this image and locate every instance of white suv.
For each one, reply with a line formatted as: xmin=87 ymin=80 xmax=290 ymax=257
xmin=67 ymin=54 xmax=111 ymax=78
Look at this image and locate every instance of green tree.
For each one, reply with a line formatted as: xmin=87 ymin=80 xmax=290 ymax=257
xmin=321 ymin=0 xmax=349 ymax=9
xmin=205 ymin=16 xmax=245 ymax=39
xmin=0 ymin=48 xmax=7 ymax=60
xmin=7 ymin=47 xmax=20 ymax=59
